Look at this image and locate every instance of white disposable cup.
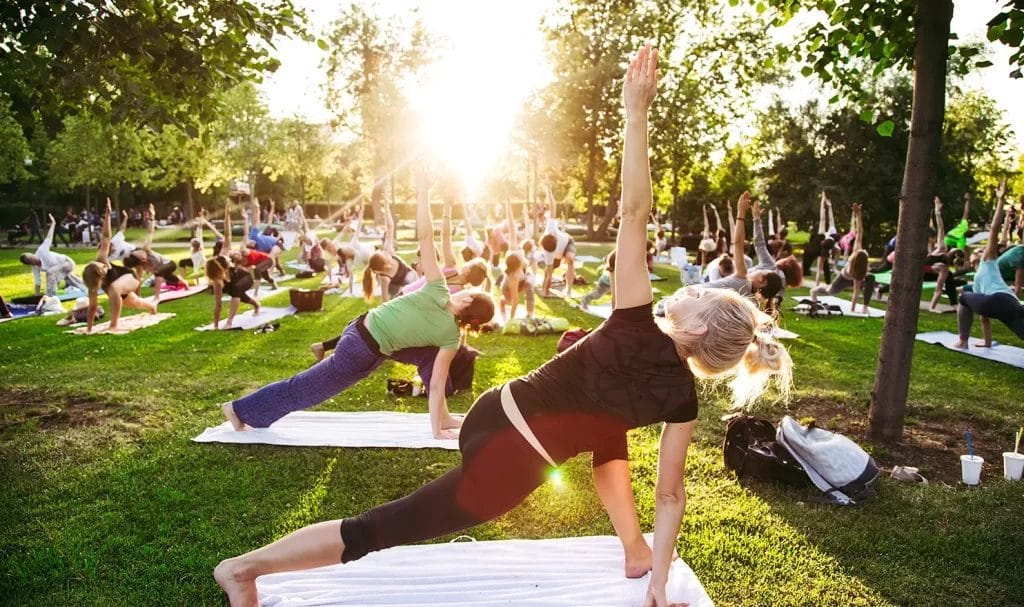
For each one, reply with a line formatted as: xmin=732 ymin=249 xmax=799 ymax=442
xmin=960 ymin=454 xmax=983 ymax=485
xmin=1002 ymin=452 xmax=1024 ymax=481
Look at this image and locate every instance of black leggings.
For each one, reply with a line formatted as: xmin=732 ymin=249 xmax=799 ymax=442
xmin=225 ymin=272 xmax=256 ymax=306
xmin=252 ymin=258 xmax=275 ymax=283
xmin=340 ymin=386 xmax=628 ymax=563
xmin=958 ymin=292 xmax=1024 ymax=341
xmin=153 ymin=261 xmax=182 ymax=286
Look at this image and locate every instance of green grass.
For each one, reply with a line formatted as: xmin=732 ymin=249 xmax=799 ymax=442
xmin=1 ymin=237 xmax=1022 ymax=606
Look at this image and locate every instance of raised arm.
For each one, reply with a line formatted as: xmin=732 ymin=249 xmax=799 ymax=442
xmin=767 ymin=204 xmax=775 ymax=236
xmin=382 ymin=198 xmax=397 ymax=255
xmin=42 ymin=213 xmax=56 ymax=250
xmin=961 ymin=191 xmax=971 ymax=222
xmin=614 ymin=44 xmax=657 ymax=310
xmin=505 ymin=193 xmax=520 ymax=251
xmin=727 ymin=199 xmax=735 ymax=230
xmin=702 ymin=205 xmax=710 ymax=239
xmin=933 ymin=197 xmax=947 ymax=254
xmin=853 ymin=204 xmax=864 ymax=252
xmin=97 ymin=198 xmax=113 ymax=263
xmin=712 ymin=205 xmax=723 ymax=235
xmin=733 ymin=193 xmax=751 ymax=279
xmin=826 ymin=197 xmax=837 ymax=234
xmin=119 ymin=210 xmax=129 ymax=234
xmin=440 ymin=199 xmax=458 ymax=268
xmin=751 ymin=200 xmax=773 ymax=267
xmin=818 ymin=193 xmax=828 ymax=234
xmin=985 ymin=180 xmax=1007 ymax=261
xmin=224 ymin=203 xmax=234 ymax=253
xmin=143 ymin=203 xmax=156 ymax=251
xmin=414 ymin=166 xmax=443 ymax=282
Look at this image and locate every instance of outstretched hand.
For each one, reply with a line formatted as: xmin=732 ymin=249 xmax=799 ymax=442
xmin=751 ymin=199 xmax=762 ymax=218
xmin=623 ymin=44 xmax=658 ymax=116
xmin=997 ymin=177 xmax=1007 ymax=199
xmin=105 ymin=197 xmax=112 ymax=212
xmin=737 ymin=191 xmax=751 ymax=215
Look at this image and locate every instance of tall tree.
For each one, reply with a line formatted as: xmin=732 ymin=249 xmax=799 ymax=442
xmin=264 ymin=119 xmax=334 ymax=204
xmin=0 ymin=95 xmax=32 ymax=184
xmin=760 ymin=0 xmax=1024 ymax=443
xmin=322 ymin=4 xmax=433 ymax=221
xmin=0 ymin=0 xmax=306 ymax=132
xmin=213 ymin=83 xmax=271 ymax=204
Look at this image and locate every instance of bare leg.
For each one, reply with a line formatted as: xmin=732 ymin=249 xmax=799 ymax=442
xmin=593 ymin=459 xmax=651 ymax=579
xmin=214 ymin=520 xmax=344 ymax=607
xmin=930 ymin=267 xmax=948 ymax=310
xmin=153 ymin=276 xmax=164 ymax=305
xmin=123 ymin=292 xmax=157 ymax=314
xmin=226 ymin=298 xmax=241 ymax=328
xmin=108 ymin=292 xmax=124 ymax=330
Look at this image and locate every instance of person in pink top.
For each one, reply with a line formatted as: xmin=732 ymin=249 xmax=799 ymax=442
xmin=402 ymin=198 xmax=489 ymax=296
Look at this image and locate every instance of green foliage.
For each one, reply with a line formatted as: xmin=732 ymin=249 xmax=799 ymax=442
xmin=0 ymin=95 xmax=32 ymax=184
xmin=263 ymin=119 xmax=335 ymax=203
xmin=0 ymin=0 xmax=308 ymax=131
xmin=322 ymin=4 xmax=435 ymax=216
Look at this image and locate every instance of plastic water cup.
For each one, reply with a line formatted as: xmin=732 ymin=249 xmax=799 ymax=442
xmin=960 ymin=454 xmax=984 ymax=485
xmin=1002 ymin=452 xmax=1024 ymax=481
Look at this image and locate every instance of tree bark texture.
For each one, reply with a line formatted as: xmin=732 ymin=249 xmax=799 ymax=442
xmin=867 ymin=0 xmax=953 ymax=444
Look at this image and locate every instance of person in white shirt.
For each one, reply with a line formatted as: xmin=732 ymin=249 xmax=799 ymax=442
xmin=19 ymin=214 xmax=86 ymax=297
xmin=108 ymin=210 xmax=137 ymax=262
xmin=539 ymin=216 xmax=577 ymax=298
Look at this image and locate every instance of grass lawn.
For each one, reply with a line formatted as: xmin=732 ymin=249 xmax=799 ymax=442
xmin=1 ymin=235 xmax=1022 ymax=607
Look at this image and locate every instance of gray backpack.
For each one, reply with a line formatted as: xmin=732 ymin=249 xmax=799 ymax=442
xmin=776 ymin=416 xmax=880 ymax=505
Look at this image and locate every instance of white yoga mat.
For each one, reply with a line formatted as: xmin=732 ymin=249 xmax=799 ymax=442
xmin=574 ymin=254 xmax=604 ymax=264
xmin=69 ymin=312 xmax=175 ymax=335
xmin=327 ymin=281 xmax=382 ymax=298
xmin=649 ymin=273 xmax=665 ymax=281
xmin=193 ymin=411 xmax=458 ymax=449
xmin=791 ymin=296 xmax=886 ymax=318
xmin=916 ymin=331 xmax=1024 ymax=369
xmin=582 ymin=303 xmax=613 ymax=320
xmin=774 ymin=328 xmax=800 ymax=340
xmin=195 ymin=306 xmax=297 ymax=331
xmin=152 ymin=283 xmax=208 ymax=303
xmin=254 ymin=534 xmax=712 ymax=607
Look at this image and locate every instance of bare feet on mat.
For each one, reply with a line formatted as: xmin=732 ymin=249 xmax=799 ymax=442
xmin=214 ymin=558 xmax=259 ymax=607
xmin=952 ymin=339 xmax=968 ymax=349
xmin=440 ymin=414 xmax=464 ymax=431
xmin=310 ymin=342 xmax=325 ymax=362
xmin=623 ymin=538 xmax=653 ymax=578
xmin=434 ymin=428 xmax=460 ymax=440
xmin=222 ymin=402 xmax=247 ymax=431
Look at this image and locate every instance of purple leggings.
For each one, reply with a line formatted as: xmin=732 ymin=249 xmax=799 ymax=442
xmin=233 ymin=318 xmax=383 ymax=427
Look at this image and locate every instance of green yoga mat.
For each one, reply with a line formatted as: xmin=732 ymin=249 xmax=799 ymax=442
xmin=502 ymin=317 xmax=570 ymax=336
xmin=872 ymin=271 xmax=936 ymax=290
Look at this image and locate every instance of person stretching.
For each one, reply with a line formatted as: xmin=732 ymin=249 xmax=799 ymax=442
xmin=178 ymin=210 xmax=209 ymax=285
xmin=400 ymin=198 xmax=489 ymax=296
xmin=810 ymin=203 xmax=875 ymax=313
xmin=214 ymin=46 xmax=791 ymax=607
xmin=205 ymin=205 xmax=261 ymax=330
xmin=955 ymin=180 xmax=1024 ymax=348
xmin=19 ymin=213 xmax=86 ymax=297
xmin=580 ymin=250 xmax=616 ymax=311
xmin=500 ymin=193 xmax=538 ymax=321
xmin=124 ymin=204 xmax=187 ymax=305
xmin=539 ymin=195 xmax=577 ymax=298
xmin=996 ymin=243 xmax=1024 ymax=299
xmin=246 ymin=199 xmax=285 ymax=276
xmin=363 ymin=198 xmax=417 ymax=302
xmin=81 ymin=199 xmax=157 ymax=332
xmin=231 ymin=209 xmax=277 ymax=296
xmin=925 ymin=197 xmax=969 ymax=310
xmin=222 ymin=164 xmax=495 ymax=440
xmin=944 ymin=192 xmax=971 ymax=251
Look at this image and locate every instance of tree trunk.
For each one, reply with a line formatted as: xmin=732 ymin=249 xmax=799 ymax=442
xmin=867 ymin=0 xmax=953 ymax=444
xmin=184 ymin=180 xmax=195 ymax=219
xmin=595 ymin=157 xmax=622 ymax=239
xmin=584 ymin=142 xmax=598 ymax=237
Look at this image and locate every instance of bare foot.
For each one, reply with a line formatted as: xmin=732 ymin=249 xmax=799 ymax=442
xmin=253 ymin=302 xmax=262 ymax=316
xmin=952 ymin=339 xmax=968 ymax=349
xmin=433 ymin=428 xmax=460 ymax=440
xmin=221 ymin=402 xmax=248 ymax=431
xmin=310 ymin=342 xmax=325 ymax=362
xmin=214 ymin=558 xmax=259 ymax=607
xmin=147 ymin=300 xmax=158 ymax=314
xmin=623 ymin=538 xmax=653 ymax=579
xmin=440 ymin=414 xmax=463 ymax=430
xmin=976 ymin=341 xmax=993 ymax=348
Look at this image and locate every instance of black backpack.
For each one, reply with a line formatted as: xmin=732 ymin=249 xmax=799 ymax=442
xmin=723 ymin=416 xmax=811 ymax=488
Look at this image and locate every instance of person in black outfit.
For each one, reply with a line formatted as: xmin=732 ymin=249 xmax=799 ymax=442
xmin=214 ymin=45 xmax=792 ymax=607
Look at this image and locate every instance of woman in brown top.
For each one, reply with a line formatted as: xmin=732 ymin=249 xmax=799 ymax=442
xmin=214 ymin=45 xmax=791 ymax=607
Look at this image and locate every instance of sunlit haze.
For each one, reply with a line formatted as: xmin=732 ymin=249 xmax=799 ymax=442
xmin=261 ymin=0 xmax=1024 ymax=181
